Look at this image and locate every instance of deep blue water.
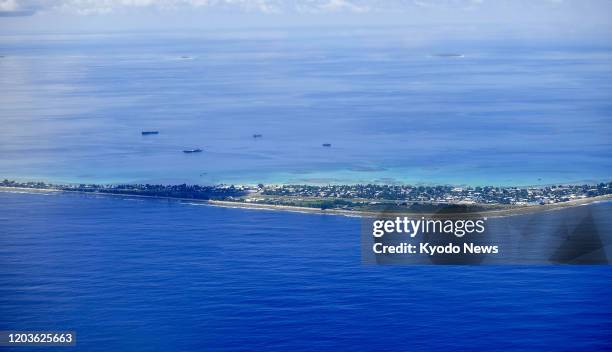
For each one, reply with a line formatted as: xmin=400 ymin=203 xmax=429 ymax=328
xmin=1 ymin=31 xmax=611 ymax=186
xmin=1 ymin=191 xmax=611 ymax=351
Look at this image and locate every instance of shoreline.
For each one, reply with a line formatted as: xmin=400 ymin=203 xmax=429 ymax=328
xmin=2 ymin=186 xmax=610 ymax=218
xmin=209 ymin=195 xmax=612 ymax=218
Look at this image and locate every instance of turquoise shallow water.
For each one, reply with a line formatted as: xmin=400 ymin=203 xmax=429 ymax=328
xmin=1 ymin=31 xmax=611 ymax=186
xmin=1 ymin=191 xmax=611 ymax=351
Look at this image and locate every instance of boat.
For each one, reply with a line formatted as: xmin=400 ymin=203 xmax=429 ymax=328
xmin=432 ymin=53 xmax=464 ymax=58
xmin=183 ymin=149 xmax=203 ymax=153
xmin=253 ymin=134 xmax=263 ymax=138
xmin=322 ymin=143 xmax=332 ymax=147
xmin=141 ymin=131 xmax=159 ymax=135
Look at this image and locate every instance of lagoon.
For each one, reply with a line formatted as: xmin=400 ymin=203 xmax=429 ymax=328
xmin=1 ymin=30 xmax=610 ymax=186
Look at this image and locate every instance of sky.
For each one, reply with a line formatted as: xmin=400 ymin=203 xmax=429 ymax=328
xmin=0 ymin=0 xmax=611 ymax=40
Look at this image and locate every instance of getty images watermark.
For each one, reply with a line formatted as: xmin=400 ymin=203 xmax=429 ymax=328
xmin=371 ymin=216 xmax=497 ymax=256
xmin=360 ymin=207 xmax=500 ymax=265
xmin=361 ymin=203 xmax=611 ymax=265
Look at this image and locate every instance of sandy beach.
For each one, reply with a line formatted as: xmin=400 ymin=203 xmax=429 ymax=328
xmin=209 ymin=194 xmax=612 ymax=218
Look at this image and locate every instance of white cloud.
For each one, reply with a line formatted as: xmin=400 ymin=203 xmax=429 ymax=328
xmin=3 ymin=0 xmax=405 ymax=16
xmin=303 ymin=0 xmax=370 ymax=13
xmin=0 ymin=0 xmax=610 ymax=21
xmin=0 ymin=0 xmax=18 ymax=11
xmin=0 ymin=0 xmax=290 ymax=15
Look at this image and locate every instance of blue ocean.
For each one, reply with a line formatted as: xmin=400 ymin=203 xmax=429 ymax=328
xmin=0 ymin=31 xmax=610 ymax=186
xmin=1 ymin=191 xmax=611 ymax=351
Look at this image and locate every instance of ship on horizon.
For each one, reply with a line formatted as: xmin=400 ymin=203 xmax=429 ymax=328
xmin=141 ymin=131 xmax=159 ymax=135
xmin=431 ymin=53 xmax=464 ymax=58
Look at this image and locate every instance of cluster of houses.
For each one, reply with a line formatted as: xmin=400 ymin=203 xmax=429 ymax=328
xmin=257 ymin=182 xmax=612 ymax=205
